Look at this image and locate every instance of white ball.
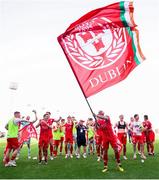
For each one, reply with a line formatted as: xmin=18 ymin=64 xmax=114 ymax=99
xmin=141 ymin=159 xmax=144 ymax=163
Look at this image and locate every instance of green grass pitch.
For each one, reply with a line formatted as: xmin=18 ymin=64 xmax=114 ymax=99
xmin=0 ymin=139 xmax=158 ymax=179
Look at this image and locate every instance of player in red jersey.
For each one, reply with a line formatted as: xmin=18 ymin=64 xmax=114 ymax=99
xmin=94 ymin=111 xmax=124 ymax=173
xmin=36 ymin=114 xmax=52 ymax=165
xmin=114 ymin=115 xmax=128 ymax=160
xmin=64 ymin=116 xmax=74 ymax=158
xmin=45 ymin=112 xmax=61 ymax=160
xmin=143 ymin=115 xmax=155 ymax=155
xmin=94 ymin=111 xmax=104 ymax=162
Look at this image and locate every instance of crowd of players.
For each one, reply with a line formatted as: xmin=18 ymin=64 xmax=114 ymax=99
xmin=2 ymin=110 xmax=156 ymax=172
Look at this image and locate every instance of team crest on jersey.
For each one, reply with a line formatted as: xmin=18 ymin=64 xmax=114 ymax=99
xmin=63 ymin=17 xmax=127 ymax=70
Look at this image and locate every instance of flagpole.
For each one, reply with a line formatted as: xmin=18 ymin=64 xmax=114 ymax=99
xmin=70 ymin=65 xmax=96 ymax=120
xmin=58 ymin=39 xmax=96 ymax=120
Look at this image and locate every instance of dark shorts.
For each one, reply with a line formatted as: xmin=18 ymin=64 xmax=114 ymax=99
xmin=77 ymin=138 xmax=86 ymax=147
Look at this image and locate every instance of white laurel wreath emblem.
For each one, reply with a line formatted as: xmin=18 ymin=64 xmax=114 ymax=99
xmin=65 ymin=19 xmax=126 ymax=70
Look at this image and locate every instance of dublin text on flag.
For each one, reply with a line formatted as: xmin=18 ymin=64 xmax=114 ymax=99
xmin=58 ymin=1 xmax=145 ymax=97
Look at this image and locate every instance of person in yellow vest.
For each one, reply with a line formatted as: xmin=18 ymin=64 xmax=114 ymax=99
xmin=72 ymin=116 xmax=78 ymax=155
xmin=59 ymin=119 xmax=65 ymax=155
xmin=3 ymin=111 xmax=30 ymax=167
xmin=53 ymin=122 xmax=62 ymax=157
xmin=87 ymin=118 xmax=95 ymax=155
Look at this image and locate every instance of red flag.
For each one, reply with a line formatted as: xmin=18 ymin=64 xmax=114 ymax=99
xmin=18 ymin=123 xmax=37 ymax=145
xmin=58 ymin=1 xmax=145 ymax=97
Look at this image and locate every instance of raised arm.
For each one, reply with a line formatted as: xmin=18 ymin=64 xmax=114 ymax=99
xmin=31 ymin=110 xmax=38 ymax=124
xmin=54 ymin=116 xmax=62 ymax=123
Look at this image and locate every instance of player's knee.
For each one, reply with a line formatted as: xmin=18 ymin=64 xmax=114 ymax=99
xmin=114 ymin=148 xmax=118 ymax=153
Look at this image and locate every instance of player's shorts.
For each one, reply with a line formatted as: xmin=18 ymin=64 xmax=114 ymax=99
xmin=60 ymin=136 xmax=64 ymax=142
xmin=117 ymin=133 xmax=127 ymax=145
xmin=39 ymin=137 xmax=49 ymax=148
xmin=95 ymin=135 xmax=102 ymax=145
xmin=77 ymin=138 xmax=86 ymax=147
xmin=53 ymin=140 xmax=60 ymax=146
xmin=132 ymin=135 xmax=144 ymax=144
xmin=102 ymin=136 xmax=118 ymax=150
xmin=146 ymin=131 xmax=155 ymax=143
xmin=6 ymin=138 xmax=19 ymax=150
xmin=65 ymin=136 xmax=73 ymax=144
xmin=48 ymin=132 xmax=53 ymax=141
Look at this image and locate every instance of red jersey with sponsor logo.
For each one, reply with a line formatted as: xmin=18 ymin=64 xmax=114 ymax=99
xmin=143 ymin=120 xmax=152 ymax=130
xmin=39 ymin=120 xmax=50 ymax=140
xmin=96 ymin=119 xmax=104 ymax=136
xmin=99 ymin=117 xmax=115 ymax=140
xmin=65 ymin=123 xmax=73 ymax=138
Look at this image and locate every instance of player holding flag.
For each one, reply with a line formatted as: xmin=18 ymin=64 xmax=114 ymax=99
xmin=94 ymin=111 xmax=124 ymax=173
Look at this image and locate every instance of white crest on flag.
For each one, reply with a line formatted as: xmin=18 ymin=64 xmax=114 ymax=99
xmin=63 ymin=17 xmax=127 ymax=70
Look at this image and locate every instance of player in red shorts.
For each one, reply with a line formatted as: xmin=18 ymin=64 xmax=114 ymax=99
xmin=3 ymin=111 xmax=29 ymax=167
xmin=143 ymin=115 xmax=155 ymax=155
xmin=130 ymin=114 xmax=146 ymax=160
xmin=64 ymin=116 xmax=74 ymax=158
xmin=114 ymin=115 xmax=128 ymax=160
xmin=45 ymin=112 xmax=61 ymax=160
xmin=36 ymin=113 xmax=52 ymax=164
xmin=53 ymin=122 xmax=62 ymax=157
xmin=94 ymin=111 xmax=124 ymax=173
xmin=94 ymin=111 xmax=104 ymax=162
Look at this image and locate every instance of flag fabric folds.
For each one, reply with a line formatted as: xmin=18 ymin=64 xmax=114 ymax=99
xmin=58 ymin=1 xmax=145 ymax=97
xmin=18 ymin=123 xmax=37 ymax=145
